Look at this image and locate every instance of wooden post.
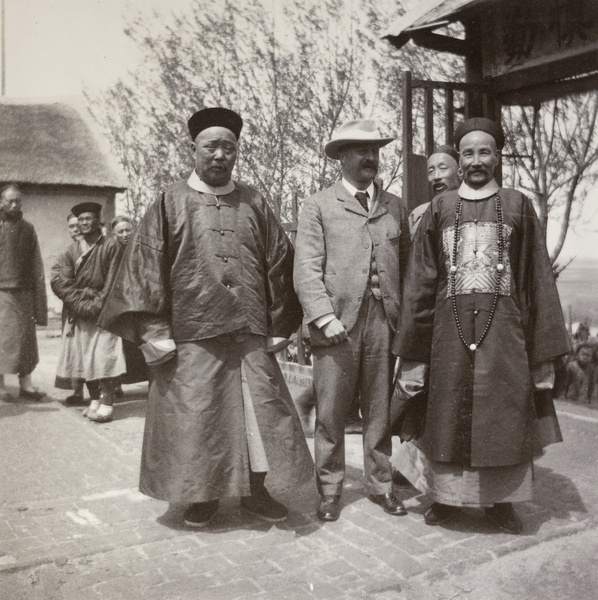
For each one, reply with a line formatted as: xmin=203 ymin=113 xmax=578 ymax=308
xmin=424 ymin=86 xmax=434 ymax=156
xmin=444 ymin=88 xmax=454 ymax=145
xmin=464 ymin=19 xmax=484 ymax=117
xmin=401 ymin=70 xmax=413 ymax=204
xmin=290 ymin=191 xmax=306 ymax=365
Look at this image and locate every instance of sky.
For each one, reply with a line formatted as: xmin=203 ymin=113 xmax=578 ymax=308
xmin=2 ymin=0 xmax=191 ymax=97
xmin=2 ymin=0 xmax=597 ymax=261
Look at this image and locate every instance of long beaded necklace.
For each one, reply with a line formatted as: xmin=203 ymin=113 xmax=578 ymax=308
xmin=450 ymin=193 xmax=505 ymax=352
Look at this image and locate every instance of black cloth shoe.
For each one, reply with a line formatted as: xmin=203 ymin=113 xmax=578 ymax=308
xmin=317 ymin=495 xmax=341 ymax=521
xmin=183 ymin=500 xmax=219 ymax=528
xmin=64 ymin=394 xmax=86 ymax=406
xmin=19 ymin=388 xmax=46 ymax=401
xmin=367 ymin=493 xmax=407 ymax=516
xmin=241 ymin=489 xmax=288 ymax=522
xmin=485 ymin=502 xmax=523 ymax=534
xmin=424 ymin=502 xmax=460 ymax=525
xmin=241 ymin=470 xmax=288 ymax=522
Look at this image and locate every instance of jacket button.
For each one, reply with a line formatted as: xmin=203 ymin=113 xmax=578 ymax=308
xmin=220 ymin=230 xmax=225 ymax=235
xmin=358 ymin=296 xmax=363 ymax=302
xmin=362 ymin=269 xmax=368 ymax=274
xmin=364 ymin=243 xmax=369 ymax=249
xmin=223 ymin=257 xmax=228 ymax=262
xmin=474 ymin=310 xmax=479 ymax=315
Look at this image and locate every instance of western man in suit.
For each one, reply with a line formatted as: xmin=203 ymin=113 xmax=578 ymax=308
xmin=294 ymin=119 xmax=410 ymax=521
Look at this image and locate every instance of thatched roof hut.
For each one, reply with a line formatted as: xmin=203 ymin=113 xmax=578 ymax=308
xmin=0 ymin=99 xmax=129 ymax=316
xmin=0 ymin=101 xmax=128 ymax=190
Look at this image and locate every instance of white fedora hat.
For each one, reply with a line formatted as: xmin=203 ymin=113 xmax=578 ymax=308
xmin=325 ymin=119 xmax=395 ymax=159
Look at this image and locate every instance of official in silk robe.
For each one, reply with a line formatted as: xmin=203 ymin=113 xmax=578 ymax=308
xmin=394 ymin=118 xmax=570 ymax=533
xmin=99 ymin=107 xmax=312 ymax=527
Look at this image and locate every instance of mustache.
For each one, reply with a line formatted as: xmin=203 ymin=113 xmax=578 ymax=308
xmin=361 ymin=160 xmax=378 ymax=169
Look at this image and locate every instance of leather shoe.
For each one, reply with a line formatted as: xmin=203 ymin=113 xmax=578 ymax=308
xmin=424 ymin=502 xmax=460 ymax=525
xmin=485 ymin=502 xmax=523 ymax=534
xmin=19 ymin=388 xmax=46 ymax=401
xmin=368 ymin=493 xmax=407 ymax=516
xmin=317 ymin=495 xmax=341 ymax=521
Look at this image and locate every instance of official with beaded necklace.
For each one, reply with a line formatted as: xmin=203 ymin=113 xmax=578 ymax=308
xmin=393 ymin=118 xmax=571 ymax=534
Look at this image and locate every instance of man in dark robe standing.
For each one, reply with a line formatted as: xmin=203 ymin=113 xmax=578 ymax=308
xmin=0 ymin=184 xmax=47 ymax=401
xmin=100 ymin=107 xmax=313 ymax=528
xmin=394 ymin=118 xmax=571 ymax=534
xmin=52 ymin=202 xmax=126 ymax=422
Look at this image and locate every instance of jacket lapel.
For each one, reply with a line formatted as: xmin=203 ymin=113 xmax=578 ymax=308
xmin=369 ymin=185 xmax=389 ymax=220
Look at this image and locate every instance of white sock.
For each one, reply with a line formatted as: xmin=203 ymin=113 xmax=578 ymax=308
xmin=95 ymin=404 xmax=113 ymax=417
xmin=88 ymin=400 xmax=101 ymax=413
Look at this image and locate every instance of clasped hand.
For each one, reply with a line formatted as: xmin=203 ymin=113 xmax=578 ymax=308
xmin=322 ymin=317 xmax=348 ymax=344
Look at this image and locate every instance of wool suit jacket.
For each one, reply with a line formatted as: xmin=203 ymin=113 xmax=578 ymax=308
xmin=294 ymin=181 xmax=410 ymax=343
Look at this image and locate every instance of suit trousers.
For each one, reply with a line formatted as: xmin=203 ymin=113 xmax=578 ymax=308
xmin=313 ymin=294 xmax=393 ymax=496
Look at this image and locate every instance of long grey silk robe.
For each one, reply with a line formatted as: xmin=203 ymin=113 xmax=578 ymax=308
xmin=100 ymin=178 xmax=312 ymax=503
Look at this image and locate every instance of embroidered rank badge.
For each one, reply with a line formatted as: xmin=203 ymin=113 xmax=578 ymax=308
xmin=443 ymin=222 xmax=512 ymax=297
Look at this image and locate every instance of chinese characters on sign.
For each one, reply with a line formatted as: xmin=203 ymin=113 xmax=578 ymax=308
xmin=482 ymin=0 xmax=597 ymax=79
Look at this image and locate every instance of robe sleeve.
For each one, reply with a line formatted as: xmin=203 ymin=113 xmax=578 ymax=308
xmin=50 ymin=247 xmax=92 ymax=317
xmin=99 ymin=196 xmax=173 ymax=344
xmin=516 ymin=196 xmax=571 ymax=365
xmin=263 ymin=200 xmax=303 ymax=338
xmin=392 ymin=201 xmax=439 ymax=361
xmin=52 ymin=239 xmax=123 ymax=321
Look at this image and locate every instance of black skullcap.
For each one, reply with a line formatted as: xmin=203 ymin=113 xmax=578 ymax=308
xmin=429 ymin=145 xmax=459 ymax=162
xmin=71 ymin=202 xmax=102 ymax=217
xmin=454 ymin=117 xmax=505 ymax=150
xmin=188 ymin=107 xmax=243 ymax=141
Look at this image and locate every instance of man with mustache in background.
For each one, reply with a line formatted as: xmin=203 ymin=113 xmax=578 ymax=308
xmin=408 ymin=145 xmax=461 ymax=238
xmin=294 ymin=119 xmax=410 ymax=521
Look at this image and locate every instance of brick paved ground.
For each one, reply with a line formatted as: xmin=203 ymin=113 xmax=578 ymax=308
xmin=1 ymin=325 xmax=597 ymax=599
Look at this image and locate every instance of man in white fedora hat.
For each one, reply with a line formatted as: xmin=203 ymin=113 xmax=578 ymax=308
xmin=294 ymin=119 xmax=410 ymax=521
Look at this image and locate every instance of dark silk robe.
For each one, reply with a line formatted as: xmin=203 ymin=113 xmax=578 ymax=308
xmin=99 ymin=179 xmax=312 ymax=503
xmin=394 ymin=187 xmax=571 ymax=468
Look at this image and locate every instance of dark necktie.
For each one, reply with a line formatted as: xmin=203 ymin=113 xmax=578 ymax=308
xmin=355 ymin=191 xmax=369 ymax=212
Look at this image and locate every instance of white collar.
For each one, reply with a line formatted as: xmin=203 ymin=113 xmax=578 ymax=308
xmin=187 ymin=170 xmax=235 ymax=195
xmin=458 ymin=179 xmax=500 ymax=200
xmin=341 ymin=178 xmax=376 ymax=201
